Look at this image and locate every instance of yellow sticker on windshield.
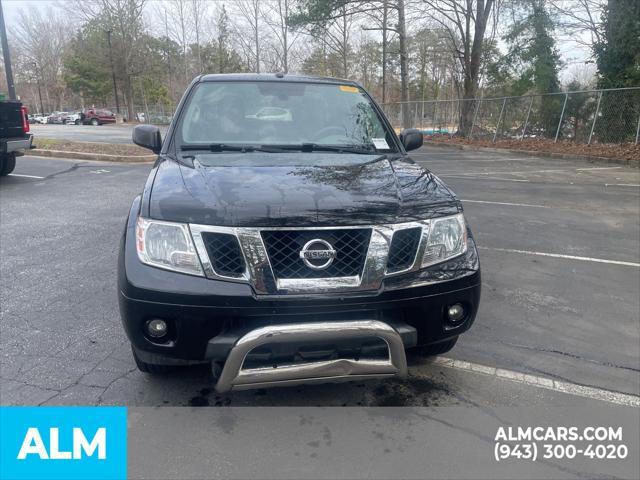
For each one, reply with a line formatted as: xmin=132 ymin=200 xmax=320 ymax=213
xmin=339 ymin=85 xmax=359 ymax=93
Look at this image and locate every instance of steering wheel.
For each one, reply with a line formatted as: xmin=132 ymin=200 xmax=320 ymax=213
xmin=311 ymin=126 xmax=346 ymax=142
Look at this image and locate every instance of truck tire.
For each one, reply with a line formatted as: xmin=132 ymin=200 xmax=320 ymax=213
xmin=0 ymin=154 xmax=17 ymax=176
xmin=75 ymin=119 xmax=81 ymax=125
xmin=90 ymin=118 xmax=99 ymax=126
xmin=413 ymin=337 xmax=458 ymax=357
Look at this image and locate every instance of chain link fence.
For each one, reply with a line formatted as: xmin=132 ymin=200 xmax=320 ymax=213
xmin=381 ymin=87 xmax=640 ymax=145
xmin=106 ymin=105 xmax=175 ymax=125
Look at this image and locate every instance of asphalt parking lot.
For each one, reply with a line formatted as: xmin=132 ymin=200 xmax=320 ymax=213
xmin=1 ymin=146 xmax=638 ymax=408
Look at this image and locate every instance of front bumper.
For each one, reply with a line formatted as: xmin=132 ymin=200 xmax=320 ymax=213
xmin=118 ymin=197 xmax=481 ymax=369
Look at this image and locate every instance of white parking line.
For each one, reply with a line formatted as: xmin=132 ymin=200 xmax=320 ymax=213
xmin=575 ymin=167 xmax=623 ymax=171
xmin=433 ymin=357 xmax=640 ymax=407
xmin=605 ymin=183 xmax=640 ymax=188
xmin=440 ymin=174 xmax=530 ymax=183
xmin=461 ymin=199 xmax=549 ymax=208
xmin=440 ymin=167 xmax=597 ymax=176
xmin=479 ymin=246 xmax=640 ymax=267
xmin=417 ymin=156 xmax=537 ymax=162
xmin=8 ymin=173 xmax=45 ymax=179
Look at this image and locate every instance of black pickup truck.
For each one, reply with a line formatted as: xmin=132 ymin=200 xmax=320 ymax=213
xmin=0 ymin=100 xmax=33 ymax=176
xmin=119 ymin=74 xmax=481 ymax=393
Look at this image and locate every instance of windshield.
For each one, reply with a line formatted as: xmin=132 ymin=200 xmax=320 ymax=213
xmin=177 ymin=81 xmax=395 ymax=152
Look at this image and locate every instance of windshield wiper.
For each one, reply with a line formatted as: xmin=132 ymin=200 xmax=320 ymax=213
xmin=180 ymin=143 xmax=289 ymax=153
xmin=265 ymin=143 xmax=379 ymax=154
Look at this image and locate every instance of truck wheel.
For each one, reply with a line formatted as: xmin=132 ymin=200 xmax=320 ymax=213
xmin=0 ymin=154 xmax=17 ymax=176
xmin=413 ymin=337 xmax=458 ymax=357
xmin=90 ymin=118 xmax=99 ymax=126
xmin=75 ymin=119 xmax=81 ymax=125
xmin=132 ymin=347 xmax=176 ymax=374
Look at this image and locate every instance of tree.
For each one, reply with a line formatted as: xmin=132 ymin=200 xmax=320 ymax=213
xmin=290 ymin=1 xmax=410 ymax=123
xmin=548 ymin=0 xmax=604 ymax=48
xmin=199 ymin=6 xmax=246 ymax=75
xmin=289 ymin=1 xmax=356 ymax=78
xmin=64 ymin=22 xmax=112 ymax=105
xmin=503 ymin=0 xmax=562 ymax=95
xmin=421 ymin=0 xmax=498 ymax=135
xmin=10 ymin=7 xmax=70 ymax=111
xmin=593 ymin=0 xmax=639 ymax=143
xmin=594 ymin=0 xmax=640 ymax=88
xmin=235 ymin=0 xmax=262 ymax=73
xmin=72 ymin=0 xmax=148 ymax=120
xmin=263 ymin=0 xmax=302 ymax=73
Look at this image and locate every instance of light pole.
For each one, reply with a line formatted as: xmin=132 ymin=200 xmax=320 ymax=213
xmin=32 ymin=62 xmax=44 ymax=114
xmin=0 ymin=0 xmax=16 ymax=100
xmin=106 ymin=29 xmax=120 ymax=114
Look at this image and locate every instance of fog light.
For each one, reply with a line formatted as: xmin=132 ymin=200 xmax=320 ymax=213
xmin=146 ymin=319 xmax=168 ymax=338
xmin=447 ymin=304 xmax=465 ymax=323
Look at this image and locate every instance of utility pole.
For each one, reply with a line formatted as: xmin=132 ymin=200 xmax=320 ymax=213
xmin=32 ymin=62 xmax=44 ymax=114
xmin=106 ymin=30 xmax=120 ymax=114
xmin=0 ymin=0 xmax=16 ymax=100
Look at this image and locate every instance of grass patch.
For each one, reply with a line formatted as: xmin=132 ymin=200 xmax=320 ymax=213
xmin=33 ymin=137 xmax=152 ymax=157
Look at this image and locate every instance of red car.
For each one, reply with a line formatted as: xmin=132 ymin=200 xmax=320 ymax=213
xmin=82 ymin=108 xmax=116 ymax=126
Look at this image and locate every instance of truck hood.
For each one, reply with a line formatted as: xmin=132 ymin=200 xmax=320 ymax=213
xmin=148 ymin=153 xmax=460 ymax=227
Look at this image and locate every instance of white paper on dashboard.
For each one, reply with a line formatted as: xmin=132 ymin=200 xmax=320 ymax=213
xmin=371 ymin=138 xmax=390 ymax=150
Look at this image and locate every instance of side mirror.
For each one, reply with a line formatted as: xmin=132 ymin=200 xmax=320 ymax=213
xmin=399 ymin=128 xmax=423 ymax=152
xmin=133 ymin=124 xmax=162 ymax=153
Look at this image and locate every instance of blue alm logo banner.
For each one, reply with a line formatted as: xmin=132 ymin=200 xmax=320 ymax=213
xmin=0 ymin=407 xmax=127 ymax=480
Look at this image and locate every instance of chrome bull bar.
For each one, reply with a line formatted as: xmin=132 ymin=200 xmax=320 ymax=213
xmin=214 ymin=320 xmax=408 ymax=393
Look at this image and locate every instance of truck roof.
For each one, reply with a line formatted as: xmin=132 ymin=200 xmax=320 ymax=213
xmin=198 ymin=73 xmax=359 ymax=86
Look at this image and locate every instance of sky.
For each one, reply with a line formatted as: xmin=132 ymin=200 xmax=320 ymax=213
xmin=2 ymin=0 xmax=596 ymax=83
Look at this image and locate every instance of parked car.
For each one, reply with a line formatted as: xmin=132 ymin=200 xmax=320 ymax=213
xmin=82 ymin=108 xmax=116 ymax=125
xmin=1 ymin=100 xmax=33 ymax=176
xmin=47 ymin=111 xmax=68 ymax=124
xmin=120 ymin=74 xmax=481 ymax=393
xmin=33 ymin=113 xmax=50 ymax=123
xmin=65 ymin=111 xmax=82 ymax=125
xmin=31 ymin=114 xmax=48 ymax=124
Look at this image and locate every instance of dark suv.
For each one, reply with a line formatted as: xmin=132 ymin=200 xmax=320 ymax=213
xmin=120 ymin=74 xmax=480 ymax=393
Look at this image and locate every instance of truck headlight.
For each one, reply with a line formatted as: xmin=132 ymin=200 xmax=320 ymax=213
xmin=136 ymin=217 xmax=204 ymax=276
xmin=421 ymin=213 xmax=468 ymax=267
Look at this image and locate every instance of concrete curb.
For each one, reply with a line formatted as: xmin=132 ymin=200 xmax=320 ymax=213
xmin=422 ymin=141 xmax=639 ymax=167
xmin=30 ymin=148 xmax=156 ymax=163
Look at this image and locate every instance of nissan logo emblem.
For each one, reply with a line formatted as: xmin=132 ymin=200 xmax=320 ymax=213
xmin=299 ymin=239 xmax=337 ymax=270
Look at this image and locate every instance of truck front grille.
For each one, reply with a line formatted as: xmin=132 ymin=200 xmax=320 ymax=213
xmin=201 ymin=232 xmax=245 ymax=277
xmin=386 ymin=227 xmax=422 ymax=273
xmin=261 ymin=229 xmax=371 ymax=279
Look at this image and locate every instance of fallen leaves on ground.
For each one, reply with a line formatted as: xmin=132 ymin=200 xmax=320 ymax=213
xmin=424 ymin=135 xmax=640 ymax=163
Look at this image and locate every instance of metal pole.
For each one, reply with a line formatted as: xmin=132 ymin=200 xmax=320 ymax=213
xmin=588 ymin=91 xmax=603 ymax=145
xmin=636 ymin=112 xmax=640 ymax=145
xmin=0 ymin=0 xmax=16 ymax=100
xmin=421 ymin=101 xmax=425 ymax=130
xmin=469 ymin=97 xmax=481 ymax=139
xmin=106 ymin=30 xmax=120 ymax=114
xmin=521 ymin=96 xmax=534 ymax=141
xmin=554 ymin=93 xmax=568 ymax=143
xmin=493 ymin=98 xmax=507 ymax=142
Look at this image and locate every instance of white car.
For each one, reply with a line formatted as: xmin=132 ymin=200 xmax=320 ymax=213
xmin=32 ymin=114 xmax=48 ymax=124
xmin=65 ymin=112 xmax=82 ymax=125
